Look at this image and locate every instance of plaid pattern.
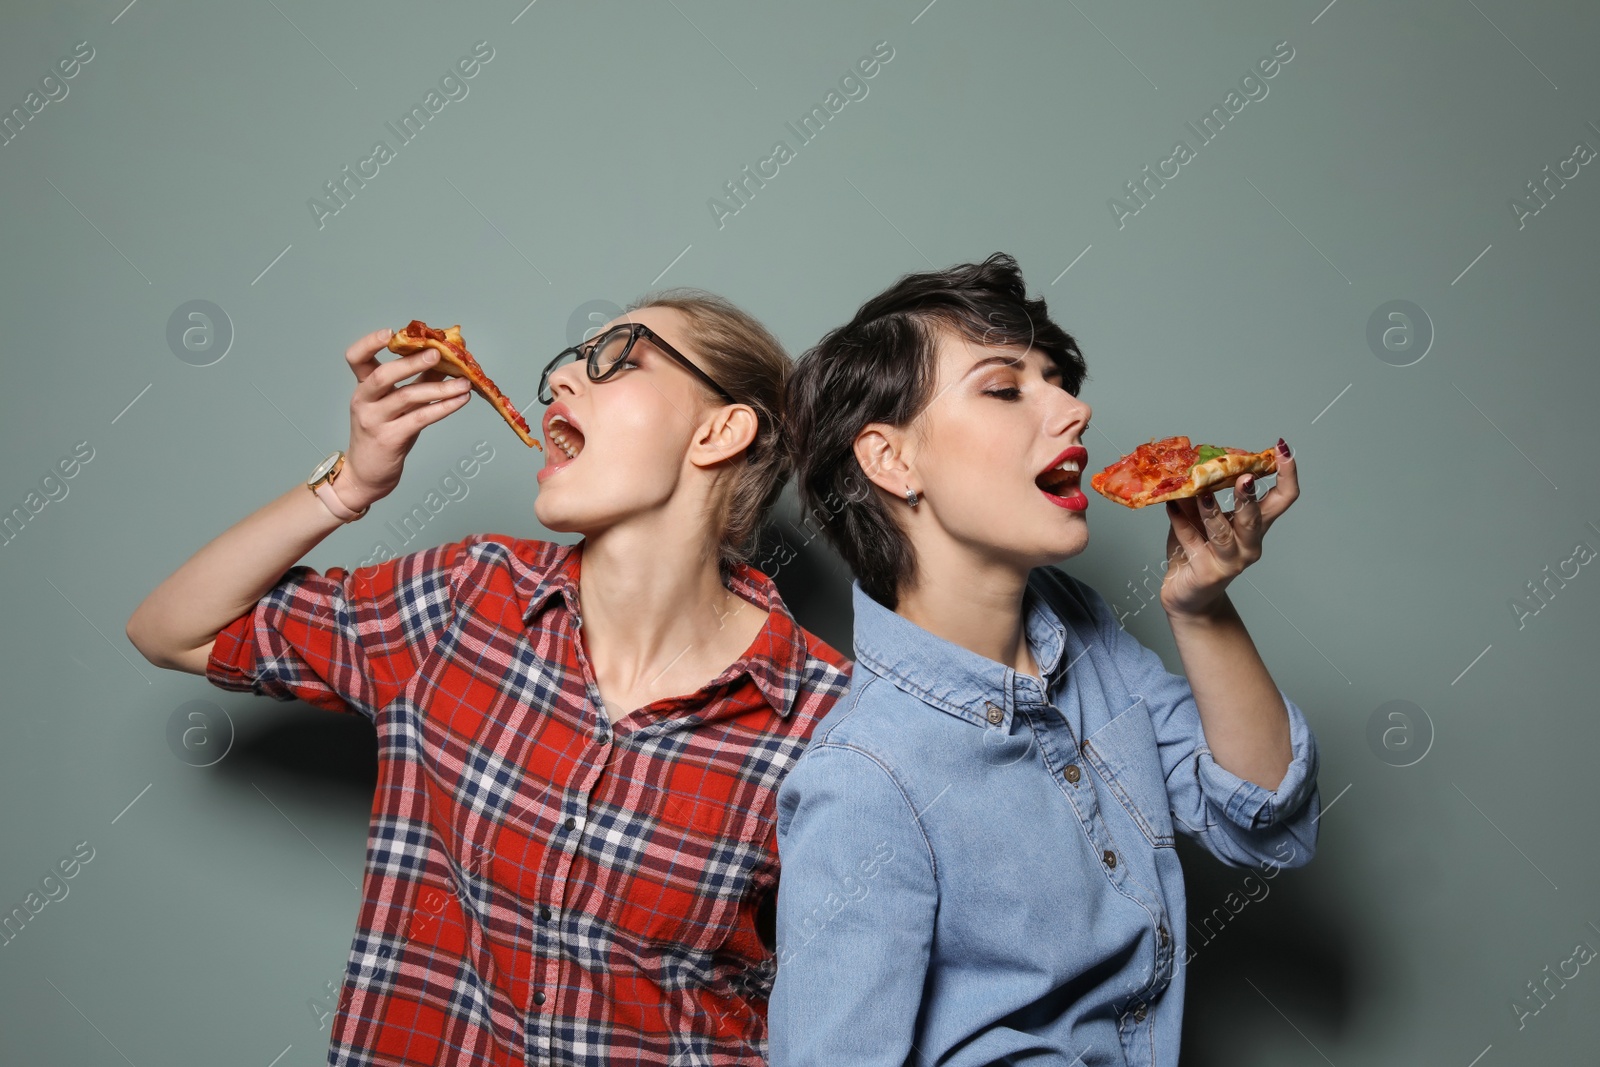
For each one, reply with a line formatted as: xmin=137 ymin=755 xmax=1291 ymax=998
xmin=207 ymin=533 xmax=851 ymax=1066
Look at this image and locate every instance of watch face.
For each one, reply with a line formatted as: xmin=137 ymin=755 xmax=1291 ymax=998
xmin=309 ymin=451 xmax=341 ymax=484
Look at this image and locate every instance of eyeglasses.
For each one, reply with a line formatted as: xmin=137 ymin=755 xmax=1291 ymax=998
xmin=537 ymin=322 xmax=737 ymax=407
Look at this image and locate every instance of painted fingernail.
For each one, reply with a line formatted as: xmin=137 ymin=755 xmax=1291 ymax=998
xmin=1277 ymin=437 xmax=1291 ymax=458
xmin=1166 ymin=500 xmax=1179 ymax=513
xmin=1199 ymin=491 xmax=1215 ymax=509
xmin=1239 ymin=476 xmax=1255 ymax=500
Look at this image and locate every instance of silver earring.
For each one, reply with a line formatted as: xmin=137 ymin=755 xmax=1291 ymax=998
xmin=905 ymin=487 xmax=919 ymax=507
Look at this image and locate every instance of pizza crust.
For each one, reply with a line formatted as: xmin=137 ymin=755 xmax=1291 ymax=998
xmin=1172 ymin=449 xmax=1277 ymax=502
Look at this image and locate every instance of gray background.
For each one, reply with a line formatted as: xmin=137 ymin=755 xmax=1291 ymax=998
xmin=2 ymin=0 xmax=1596 ymax=1064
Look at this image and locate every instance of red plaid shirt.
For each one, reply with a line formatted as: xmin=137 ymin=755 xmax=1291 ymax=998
xmin=207 ymin=533 xmax=851 ymax=1066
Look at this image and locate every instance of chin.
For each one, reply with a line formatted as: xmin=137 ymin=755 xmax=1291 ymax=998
xmin=975 ymin=531 xmax=1086 ymax=575
xmin=1034 ymin=528 xmax=1090 ymax=568
xmin=533 ymin=496 xmax=581 ymax=533
xmin=1039 ymin=545 xmax=1088 ymax=568
xmin=535 ymin=490 xmax=645 ymax=538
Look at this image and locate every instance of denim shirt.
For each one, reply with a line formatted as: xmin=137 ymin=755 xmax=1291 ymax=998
xmin=768 ymin=566 xmax=1320 ymax=1067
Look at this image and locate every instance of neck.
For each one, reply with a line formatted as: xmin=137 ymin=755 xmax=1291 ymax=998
xmin=573 ymin=519 xmax=738 ymax=683
xmin=893 ymin=536 xmax=1037 ymax=679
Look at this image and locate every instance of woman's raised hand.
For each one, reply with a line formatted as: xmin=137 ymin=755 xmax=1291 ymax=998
xmin=337 ymin=328 xmax=472 ymax=511
xmin=1159 ymin=440 xmax=1299 ymax=620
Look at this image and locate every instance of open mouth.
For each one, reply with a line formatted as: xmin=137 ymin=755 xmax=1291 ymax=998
xmin=1035 ymin=462 xmax=1080 ymax=495
xmin=545 ymin=412 xmax=586 ymax=461
xmin=1035 ymin=446 xmax=1089 ymax=510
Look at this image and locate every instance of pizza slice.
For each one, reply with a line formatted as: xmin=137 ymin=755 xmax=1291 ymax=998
xmin=386 ymin=320 xmax=540 ymax=449
xmin=1089 ymin=435 xmax=1276 ymax=509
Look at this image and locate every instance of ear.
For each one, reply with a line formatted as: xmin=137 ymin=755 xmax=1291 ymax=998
xmin=688 ymin=403 xmax=761 ymax=468
xmin=853 ymin=423 xmax=913 ymax=497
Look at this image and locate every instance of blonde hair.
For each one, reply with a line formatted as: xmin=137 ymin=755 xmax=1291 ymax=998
xmin=624 ymin=288 xmax=792 ymax=572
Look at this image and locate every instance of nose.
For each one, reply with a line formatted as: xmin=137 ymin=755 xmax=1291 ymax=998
xmin=544 ymin=355 xmax=586 ymax=401
xmin=1048 ymin=390 xmax=1092 ymax=438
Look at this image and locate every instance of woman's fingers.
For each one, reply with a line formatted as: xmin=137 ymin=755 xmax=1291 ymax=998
xmin=338 ymin=332 xmax=476 ymax=509
xmin=1258 ymin=440 xmax=1299 ymax=524
xmin=350 ymin=349 xmax=458 ymax=440
xmin=345 ymin=328 xmax=395 ymax=383
xmin=1230 ymin=474 xmax=1264 ymax=556
xmin=1165 ymin=499 xmax=1207 ymax=567
xmin=359 ymin=347 xmax=443 ymax=399
xmin=398 ymin=387 xmax=472 ymax=434
xmin=1159 ymin=451 xmax=1295 ymax=608
xmin=374 ymin=376 xmax=472 ymax=420
xmin=1192 ymin=491 xmax=1239 ymax=561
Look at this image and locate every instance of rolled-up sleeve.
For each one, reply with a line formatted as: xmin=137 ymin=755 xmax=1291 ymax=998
xmin=1072 ymin=575 xmax=1320 ymax=869
xmin=1194 ymin=686 xmax=1320 ymax=835
xmin=769 ymin=740 xmax=938 ymax=1067
xmin=206 ymin=538 xmax=466 ymax=721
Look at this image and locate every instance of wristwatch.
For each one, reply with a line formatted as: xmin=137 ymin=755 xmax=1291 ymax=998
xmin=307 ymin=450 xmax=368 ymax=522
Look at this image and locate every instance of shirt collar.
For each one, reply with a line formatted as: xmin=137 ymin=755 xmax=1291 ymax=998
xmin=849 ymin=572 xmax=1069 ymax=727
xmin=507 ymin=539 xmax=810 ymax=718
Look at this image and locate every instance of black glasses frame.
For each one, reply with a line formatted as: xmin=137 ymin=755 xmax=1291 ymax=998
xmin=538 ymin=322 xmax=737 ymax=407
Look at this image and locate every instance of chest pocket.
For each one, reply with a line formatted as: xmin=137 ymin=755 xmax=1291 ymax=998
xmin=1085 ymin=700 xmax=1175 ymax=848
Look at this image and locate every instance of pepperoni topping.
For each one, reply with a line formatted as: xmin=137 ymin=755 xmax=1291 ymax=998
xmin=1090 ymin=435 xmax=1200 ymax=504
xmin=391 ymin=321 xmax=536 ymax=444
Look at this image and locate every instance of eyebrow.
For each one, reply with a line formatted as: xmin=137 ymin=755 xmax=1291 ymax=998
xmin=964 ymin=353 xmax=1063 ymax=380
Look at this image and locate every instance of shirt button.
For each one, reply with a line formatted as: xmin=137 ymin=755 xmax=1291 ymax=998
xmin=1133 ymin=1004 xmax=1147 ymax=1022
xmin=985 ymin=702 xmax=1004 ymax=725
xmin=1064 ymin=764 xmax=1081 ymax=785
xmin=564 ymin=816 xmax=577 ymax=831
xmin=1102 ymin=849 xmax=1117 ymax=869
xmin=539 ymin=904 xmax=552 ymax=922
xmin=1158 ymin=923 xmax=1169 ymax=947
xmin=533 ymin=990 xmax=546 ymax=1006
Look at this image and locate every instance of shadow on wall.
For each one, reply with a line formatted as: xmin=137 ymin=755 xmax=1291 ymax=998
xmin=213 ymin=702 xmax=380 ymax=805
xmin=1175 ymin=834 xmax=1355 ymax=1065
xmin=753 ymin=490 xmax=856 ymax=657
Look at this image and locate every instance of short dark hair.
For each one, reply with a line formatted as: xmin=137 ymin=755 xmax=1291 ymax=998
xmin=786 ymin=252 xmax=1089 ymax=608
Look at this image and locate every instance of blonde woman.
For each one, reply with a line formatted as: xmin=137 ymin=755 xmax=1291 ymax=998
xmin=128 ymin=292 xmax=851 ymax=1066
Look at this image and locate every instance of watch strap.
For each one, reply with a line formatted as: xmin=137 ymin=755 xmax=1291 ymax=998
xmin=307 ymin=451 xmax=368 ymax=522
xmin=313 ymin=478 xmax=367 ymax=522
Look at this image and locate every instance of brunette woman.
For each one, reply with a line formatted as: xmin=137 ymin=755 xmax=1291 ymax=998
xmin=769 ymin=253 xmax=1320 ymax=1067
